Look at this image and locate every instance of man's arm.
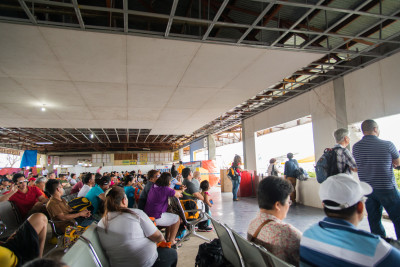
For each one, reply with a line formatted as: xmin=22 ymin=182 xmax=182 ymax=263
xmin=55 ymin=209 xmax=90 ymax=221
xmin=193 ymin=192 xmax=204 ymax=201
xmin=0 ymin=185 xmax=18 ymax=202
xmin=393 ymin=158 xmax=400 ymax=168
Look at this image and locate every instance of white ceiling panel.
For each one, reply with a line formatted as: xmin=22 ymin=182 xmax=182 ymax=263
xmin=65 ymin=120 xmax=101 ymax=129
xmin=158 ymin=108 xmax=196 ymax=121
xmin=16 ymin=78 xmax=85 ymax=106
xmin=128 ymin=84 xmax=176 ymax=108
xmin=2 ymin=103 xmax=60 ymax=120
xmin=90 ymin=107 xmax=127 ymax=120
xmin=96 ymin=120 xmax=127 ymax=129
xmin=41 ymin=27 xmax=127 ymax=83
xmin=126 ymin=121 xmax=155 ymax=129
xmin=0 ymin=118 xmax=44 ymax=128
xmin=127 ymin=107 xmax=162 ymax=121
xmin=166 ymin=86 xmax=218 ymax=109
xmin=0 ymin=105 xmax=24 ymax=119
xmin=0 ymin=24 xmax=68 ymax=80
xmin=0 ymin=68 xmax=8 ymax=77
xmin=127 ymin=36 xmax=200 ymax=86
xmin=180 ymin=44 xmax=265 ymax=88
xmin=0 ymin=78 xmax=29 ymax=104
xmin=52 ymin=106 xmax=94 ymax=120
xmin=32 ymin=119 xmax=72 ymax=128
xmin=76 ymin=81 xmax=127 ymax=107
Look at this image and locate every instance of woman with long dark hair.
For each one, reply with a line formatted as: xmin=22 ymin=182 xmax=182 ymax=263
xmin=231 ymin=155 xmax=242 ymax=201
xmin=96 ymin=186 xmax=177 ymax=267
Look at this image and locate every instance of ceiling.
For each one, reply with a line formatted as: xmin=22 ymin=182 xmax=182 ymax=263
xmin=0 ymin=0 xmax=400 ymax=153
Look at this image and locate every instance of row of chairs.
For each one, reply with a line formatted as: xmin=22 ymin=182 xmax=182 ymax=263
xmin=209 ymin=215 xmax=294 ymax=267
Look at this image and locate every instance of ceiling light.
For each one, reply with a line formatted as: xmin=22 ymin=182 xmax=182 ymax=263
xmin=41 ymin=105 xmax=46 ymax=112
xmin=143 ymin=148 xmax=150 ymax=151
xmin=90 ymin=134 xmax=94 ymax=139
xmin=36 ymin=142 xmax=53 ymax=145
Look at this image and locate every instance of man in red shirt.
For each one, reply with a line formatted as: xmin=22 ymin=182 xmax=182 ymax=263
xmin=2 ymin=173 xmax=48 ymax=219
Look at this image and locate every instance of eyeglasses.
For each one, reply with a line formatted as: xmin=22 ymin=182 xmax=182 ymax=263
xmin=287 ymin=200 xmax=293 ymax=206
xmin=18 ymin=180 xmax=28 ymax=184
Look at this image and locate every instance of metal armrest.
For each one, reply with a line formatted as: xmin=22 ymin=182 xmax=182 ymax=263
xmin=0 ymin=221 xmax=6 ymax=236
xmin=49 ymin=219 xmax=78 ymax=236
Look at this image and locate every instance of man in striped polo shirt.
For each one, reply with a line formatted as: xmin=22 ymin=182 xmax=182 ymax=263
xmin=300 ymin=174 xmax=400 ymax=266
xmin=352 ymin=119 xmax=400 ymax=239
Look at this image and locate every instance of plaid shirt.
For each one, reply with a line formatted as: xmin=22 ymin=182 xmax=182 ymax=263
xmin=334 ymin=144 xmax=357 ymax=174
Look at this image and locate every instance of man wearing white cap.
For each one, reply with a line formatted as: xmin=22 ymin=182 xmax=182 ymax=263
xmin=300 ymin=174 xmax=400 ymax=266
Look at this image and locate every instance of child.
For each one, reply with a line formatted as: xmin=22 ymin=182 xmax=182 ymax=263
xmin=200 ymin=180 xmax=213 ymax=207
xmin=170 ymin=170 xmax=182 ymax=190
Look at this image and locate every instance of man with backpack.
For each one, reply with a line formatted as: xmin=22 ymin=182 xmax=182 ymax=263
xmin=315 ymin=128 xmax=357 ymax=183
xmin=284 ymin=153 xmax=299 ymax=204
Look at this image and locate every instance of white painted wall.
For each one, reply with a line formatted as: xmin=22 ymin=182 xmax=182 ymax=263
xmin=243 ymin=51 xmax=400 ymax=208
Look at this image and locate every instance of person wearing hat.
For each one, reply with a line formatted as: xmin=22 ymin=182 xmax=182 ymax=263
xmin=300 ymin=174 xmax=400 ymax=266
xmin=28 ymin=177 xmax=36 ymax=187
xmin=85 ymin=176 xmax=110 ymax=219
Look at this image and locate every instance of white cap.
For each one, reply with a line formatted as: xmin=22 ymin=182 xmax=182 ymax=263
xmin=319 ymin=173 xmax=372 ymax=210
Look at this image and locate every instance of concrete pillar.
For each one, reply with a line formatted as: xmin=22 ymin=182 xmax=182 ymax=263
xmin=333 ymin=77 xmax=348 ymax=129
xmin=179 ymin=148 xmax=183 ymax=162
xmin=242 ymin=119 xmax=257 ymax=171
xmin=207 ymin=135 xmax=216 ymax=160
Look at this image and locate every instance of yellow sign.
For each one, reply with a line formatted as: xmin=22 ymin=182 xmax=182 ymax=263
xmin=122 ymin=160 xmax=130 ymax=165
xmin=130 ymin=160 xmax=137 ymax=165
xmin=173 ymin=151 xmax=179 ymax=161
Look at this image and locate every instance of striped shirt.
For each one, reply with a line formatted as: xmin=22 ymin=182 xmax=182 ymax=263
xmin=334 ymin=144 xmax=357 ymax=174
xmin=352 ymin=135 xmax=399 ymax=190
xmin=300 ymin=217 xmax=400 ymax=267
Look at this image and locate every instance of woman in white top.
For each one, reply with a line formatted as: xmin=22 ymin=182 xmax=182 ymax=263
xmin=77 ymin=173 xmax=94 ymax=198
xmin=97 ymin=186 xmax=178 ymax=267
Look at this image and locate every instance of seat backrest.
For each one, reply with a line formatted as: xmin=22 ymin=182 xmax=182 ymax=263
xmin=0 ymin=201 xmax=21 ymax=239
xmin=231 ymin=230 xmax=294 ymax=267
xmin=63 ymin=187 xmax=72 ymax=196
xmin=62 ymin=236 xmax=101 ymax=267
xmin=81 ymin=224 xmax=110 ymax=267
xmin=179 ymin=199 xmax=199 ymax=219
xmin=209 ymin=217 xmax=243 ymax=267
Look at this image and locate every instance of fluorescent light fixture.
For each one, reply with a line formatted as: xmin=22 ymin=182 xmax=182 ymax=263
xmin=36 ymin=142 xmax=53 ymax=145
xmin=143 ymin=148 xmax=151 ymax=151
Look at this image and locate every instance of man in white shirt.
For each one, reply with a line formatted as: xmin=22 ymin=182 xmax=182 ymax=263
xmin=78 ymin=173 xmax=95 ymax=198
xmin=41 ymin=167 xmax=48 ymax=177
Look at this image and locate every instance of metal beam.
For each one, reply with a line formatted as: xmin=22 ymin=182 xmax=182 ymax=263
xmin=152 ymin=135 xmax=159 ymax=143
xmin=126 ymin=128 xmax=129 ymax=143
xmin=102 ymin=129 xmax=111 ymax=143
xmin=75 ymin=128 xmax=93 ymax=143
xmin=136 ymin=129 xmax=140 ymax=143
xmin=301 ymin=0 xmax=374 ymax=49
xmin=165 ymin=0 xmax=179 ymax=37
xmin=63 ymin=129 xmax=84 ymax=143
xmin=271 ymin=0 xmax=325 ymax=47
xmin=114 ymin=128 xmax=120 ymax=143
xmin=237 ymin=1 xmax=277 ymax=44
xmin=71 ymin=0 xmax=85 ymax=29
xmin=202 ymin=0 xmax=229 ymax=41
xmin=122 ymin=0 xmax=128 ymax=33
xmin=18 ymin=0 xmax=37 ymax=25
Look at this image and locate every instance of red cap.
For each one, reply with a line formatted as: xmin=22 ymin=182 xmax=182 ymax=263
xmin=28 ymin=177 xmax=36 ymax=181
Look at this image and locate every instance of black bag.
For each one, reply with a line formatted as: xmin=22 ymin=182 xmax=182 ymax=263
xmin=315 ymin=147 xmax=340 ymax=183
xmin=195 ymin=239 xmax=233 ymax=267
xmin=271 ymin=165 xmax=278 ymax=176
xmin=294 ymin=167 xmax=309 ymax=181
xmin=227 ymin=167 xmax=239 ymax=180
xmin=68 ymin=197 xmax=93 ymax=212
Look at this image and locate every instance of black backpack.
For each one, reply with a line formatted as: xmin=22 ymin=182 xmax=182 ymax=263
xmin=195 ymin=239 xmax=233 ymax=267
xmin=315 ymin=147 xmax=340 ymax=183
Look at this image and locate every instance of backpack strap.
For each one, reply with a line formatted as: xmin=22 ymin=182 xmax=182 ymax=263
xmin=249 ymin=219 xmax=273 ymax=243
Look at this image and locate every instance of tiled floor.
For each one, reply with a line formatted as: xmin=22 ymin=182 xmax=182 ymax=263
xmin=209 ymin=186 xmax=396 ymax=239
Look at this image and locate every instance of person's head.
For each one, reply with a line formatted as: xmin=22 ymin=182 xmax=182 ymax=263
xmin=35 ymin=177 xmax=47 ymax=191
xmin=147 ymin=170 xmax=159 ymax=181
xmin=28 ymin=177 xmax=36 ymax=187
xmin=193 ymin=171 xmax=201 ymax=180
xmin=233 ymin=155 xmax=242 ymax=166
xmin=95 ymin=173 xmax=102 ymax=180
xmin=83 ymin=173 xmax=95 ymax=186
xmin=171 ymin=170 xmax=178 ymax=178
xmin=2 ymin=177 xmax=11 ymax=187
xmin=96 ymin=176 xmax=110 ymax=191
xmin=200 ymin=180 xmax=210 ymax=192
xmin=320 ymin=174 xmax=372 ymax=224
xmin=49 ymin=172 xmax=56 ymax=179
xmin=99 ymin=166 xmax=102 ymax=169
xmin=13 ymin=173 xmax=27 ymax=190
xmin=124 ymin=175 xmax=134 ymax=186
xmin=182 ymin=167 xmax=192 ymax=179
xmin=257 ymin=176 xmax=294 ymax=220
xmin=43 ymin=167 xmax=46 ymax=170
xmin=70 ymin=173 xmax=76 ymax=180
xmin=361 ymin=119 xmax=379 ymax=136
xmin=179 ymin=161 xmax=183 ymax=165
xmin=45 ymin=179 xmax=63 ymax=196
xmin=269 ymin=158 xmax=276 ymax=164
xmin=155 ymin=172 xmax=171 ymax=187
xmin=287 ymin=153 xmax=294 ymax=159
xmin=334 ymin=128 xmax=350 ymax=146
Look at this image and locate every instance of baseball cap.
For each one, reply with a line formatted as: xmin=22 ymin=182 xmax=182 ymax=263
xmin=28 ymin=177 xmax=36 ymax=182
xmin=319 ymin=173 xmax=372 ymax=210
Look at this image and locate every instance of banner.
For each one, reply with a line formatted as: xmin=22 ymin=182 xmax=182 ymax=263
xmin=20 ymin=150 xmax=37 ymax=168
xmin=201 ymin=160 xmax=220 ymax=187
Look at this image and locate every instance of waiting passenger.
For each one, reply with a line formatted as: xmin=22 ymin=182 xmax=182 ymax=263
xmin=0 ymin=213 xmax=47 ymax=266
xmin=124 ymin=175 xmax=138 ymax=208
xmin=35 ymin=177 xmax=49 ymax=198
xmin=192 ymin=171 xmax=201 ymax=191
xmin=300 ymin=174 xmax=400 ymax=266
xmin=144 ymin=172 xmax=182 ymax=247
xmin=68 ymin=173 xmax=78 ymax=186
xmin=138 ymin=170 xmax=159 ymax=210
xmin=45 ymin=179 xmax=93 ymax=233
xmin=3 ymin=174 xmax=48 ymax=219
xmin=85 ymin=176 xmax=110 ymax=219
xmin=284 ymin=153 xmax=299 ymax=204
xmin=247 ymin=176 xmax=301 ymax=266
xmin=77 ymin=173 xmax=95 ymax=198
xmin=70 ymin=173 xmax=85 ymax=194
xmin=97 ymin=186 xmax=178 ymax=267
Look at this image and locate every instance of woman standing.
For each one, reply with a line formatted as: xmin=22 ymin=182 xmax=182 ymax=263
xmin=97 ymin=186 xmax=178 ymax=267
xmin=267 ymin=158 xmax=280 ymax=176
xmin=230 ymin=155 xmax=242 ymax=201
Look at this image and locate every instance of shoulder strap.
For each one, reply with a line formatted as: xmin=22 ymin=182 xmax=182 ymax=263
xmin=249 ymin=219 xmax=273 ymax=243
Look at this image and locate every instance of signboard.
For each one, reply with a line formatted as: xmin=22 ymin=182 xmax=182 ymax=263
xmin=47 ymin=156 xmax=52 ymax=165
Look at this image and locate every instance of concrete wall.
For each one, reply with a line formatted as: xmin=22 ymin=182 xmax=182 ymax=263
xmin=242 ymin=51 xmax=400 ymax=208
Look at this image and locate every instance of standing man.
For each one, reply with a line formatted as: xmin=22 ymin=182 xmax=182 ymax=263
xmin=41 ymin=167 xmax=48 ymax=177
xmin=353 ymin=119 xmax=400 ymax=239
xmin=333 ymin=128 xmax=358 ymax=174
xmin=177 ymin=161 xmax=185 ymax=174
xmin=284 ymin=153 xmax=299 ymax=205
xmin=96 ymin=166 xmax=102 ymax=174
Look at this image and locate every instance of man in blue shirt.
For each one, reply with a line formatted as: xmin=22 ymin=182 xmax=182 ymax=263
xmin=300 ymin=174 xmax=400 ymax=266
xmin=85 ymin=176 xmax=110 ymax=219
xmin=284 ymin=153 xmax=299 ymax=204
xmin=352 ymin=119 xmax=400 ymax=239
